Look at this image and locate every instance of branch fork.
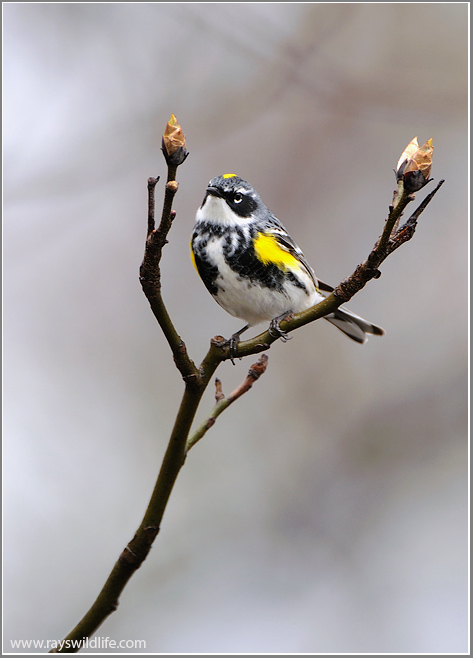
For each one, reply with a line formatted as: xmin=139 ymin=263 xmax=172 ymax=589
xmin=51 ymin=122 xmax=442 ymax=652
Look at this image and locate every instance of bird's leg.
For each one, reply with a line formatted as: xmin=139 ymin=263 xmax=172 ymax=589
xmin=227 ymin=324 xmax=250 ymax=364
xmin=268 ymin=311 xmax=293 ymax=343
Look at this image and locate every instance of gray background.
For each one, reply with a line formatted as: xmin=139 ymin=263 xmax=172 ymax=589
xmin=4 ymin=3 xmax=468 ymax=654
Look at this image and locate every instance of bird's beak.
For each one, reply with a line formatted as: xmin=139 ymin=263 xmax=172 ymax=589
xmin=201 ymin=185 xmax=224 ymax=208
xmin=205 ymin=185 xmax=224 ymax=198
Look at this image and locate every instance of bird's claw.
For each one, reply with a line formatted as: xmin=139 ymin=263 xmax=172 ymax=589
xmin=268 ymin=314 xmax=293 ymax=343
xmin=227 ymin=333 xmax=242 ymax=365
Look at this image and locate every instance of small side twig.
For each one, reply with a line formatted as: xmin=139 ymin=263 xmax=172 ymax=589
xmin=139 ymin=123 xmax=196 ymax=381
xmin=335 ymin=178 xmax=445 ymax=303
xmin=186 ymin=354 xmax=269 ymax=452
xmin=375 ymin=184 xmax=412 ymax=255
xmin=147 ymin=176 xmax=159 ymax=236
xmin=385 ymin=179 xmax=445 ymax=255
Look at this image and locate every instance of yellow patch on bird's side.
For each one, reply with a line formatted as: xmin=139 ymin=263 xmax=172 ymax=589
xmin=253 ymin=232 xmax=299 ymax=269
xmin=190 ymin=241 xmax=198 ymax=271
xmin=222 ymin=173 xmax=237 ymax=179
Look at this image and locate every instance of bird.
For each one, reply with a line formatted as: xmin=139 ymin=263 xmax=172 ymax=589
xmin=191 ymin=174 xmax=384 ymax=360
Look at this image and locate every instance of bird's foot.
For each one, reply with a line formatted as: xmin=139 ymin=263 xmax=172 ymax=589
xmin=227 ymin=333 xmax=241 ymax=365
xmin=268 ymin=312 xmax=293 ymax=343
xmin=224 ymin=324 xmax=250 ymax=365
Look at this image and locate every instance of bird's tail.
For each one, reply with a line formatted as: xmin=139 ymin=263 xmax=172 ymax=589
xmin=325 ymin=307 xmax=385 ymax=344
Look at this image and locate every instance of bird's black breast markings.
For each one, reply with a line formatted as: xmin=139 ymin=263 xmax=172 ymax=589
xmin=197 ymin=222 xmax=226 ymax=238
xmin=217 ymin=226 xmax=282 ymax=293
xmin=192 ymin=230 xmax=220 ymax=296
xmin=192 ymin=225 xmax=309 ymax=298
xmin=222 ymin=226 xmax=245 ymax=258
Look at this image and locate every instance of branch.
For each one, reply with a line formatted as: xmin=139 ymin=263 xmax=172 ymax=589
xmin=186 ymin=354 xmax=269 ymax=452
xmin=334 ymin=178 xmax=444 ymax=303
xmin=139 ymin=121 xmax=197 ymax=382
xmin=219 ymin=177 xmax=444 ymax=363
xmin=51 ymin=131 xmax=441 ymax=652
xmin=51 ymin=116 xmax=201 ymax=654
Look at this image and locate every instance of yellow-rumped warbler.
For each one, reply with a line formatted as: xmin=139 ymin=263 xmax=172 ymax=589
xmin=191 ymin=174 xmax=384 ymax=357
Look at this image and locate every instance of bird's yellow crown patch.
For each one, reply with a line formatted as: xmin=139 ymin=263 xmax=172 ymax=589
xmin=222 ymin=173 xmax=237 ymax=179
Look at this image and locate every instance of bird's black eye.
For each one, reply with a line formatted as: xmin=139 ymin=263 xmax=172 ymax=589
xmin=233 ymin=193 xmax=243 ymax=203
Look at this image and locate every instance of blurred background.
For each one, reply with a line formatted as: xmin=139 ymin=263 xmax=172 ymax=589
xmin=3 ymin=3 xmax=468 ymax=654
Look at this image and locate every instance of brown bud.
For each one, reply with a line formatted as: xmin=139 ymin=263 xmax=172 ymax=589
xmin=396 ymin=137 xmax=420 ymax=173
xmin=166 ymin=180 xmax=178 ymax=193
xmin=162 ymin=114 xmax=189 ymax=166
xmin=396 ymin=137 xmax=433 ymax=193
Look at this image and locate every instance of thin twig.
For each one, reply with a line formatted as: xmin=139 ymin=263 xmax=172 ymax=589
xmin=186 ymin=355 xmax=269 ymax=452
xmin=147 ymin=177 xmax=159 ymax=236
xmin=386 ymin=179 xmax=445 ymax=255
xmin=140 ymin=176 xmax=198 ymax=380
xmin=375 ymin=184 xmax=411 ymax=255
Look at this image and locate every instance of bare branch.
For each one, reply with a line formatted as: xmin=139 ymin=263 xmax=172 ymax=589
xmin=51 ymin=130 xmax=442 ymax=652
xmin=186 ymin=354 xmax=269 ymax=452
xmin=385 ymin=179 xmax=445 ymax=256
xmin=139 ymin=121 xmax=197 ymax=382
xmin=52 ymin=116 xmax=198 ymax=654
